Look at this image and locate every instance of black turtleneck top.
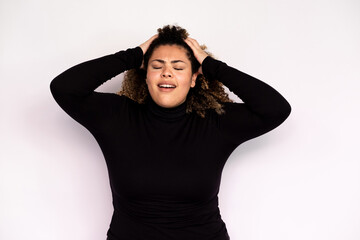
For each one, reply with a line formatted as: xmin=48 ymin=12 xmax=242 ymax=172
xmin=50 ymin=47 xmax=291 ymax=240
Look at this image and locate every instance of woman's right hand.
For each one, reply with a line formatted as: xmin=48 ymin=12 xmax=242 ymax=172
xmin=139 ymin=34 xmax=158 ymax=55
xmin=138 ymin=34 xmax=158 ymax=69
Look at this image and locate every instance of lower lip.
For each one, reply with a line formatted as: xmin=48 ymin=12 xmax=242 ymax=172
xmin=158 ymin=87 xmax=176 ymax=92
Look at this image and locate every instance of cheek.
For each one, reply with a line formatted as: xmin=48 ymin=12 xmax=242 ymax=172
xmin=179 ymin=73 xmax=194 ymax=87
xmin=146 ymin=72 xmax=155 ymax=85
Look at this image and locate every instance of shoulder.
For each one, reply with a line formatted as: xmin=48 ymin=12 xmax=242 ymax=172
xmin=93 ymin=93 xmax=144 ymax=118
xmin=110 ymin=93 xmax=141 ymax=106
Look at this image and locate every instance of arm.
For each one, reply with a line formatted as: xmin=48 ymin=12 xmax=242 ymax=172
xmin=202 ymin=57 xmax=291 ymax=145
xmin=50 ymin=47 xmax=143 ymax=132
xmin=186 ymin=37 xmax=291 ymax=145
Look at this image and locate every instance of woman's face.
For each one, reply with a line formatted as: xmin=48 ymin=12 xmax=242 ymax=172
xmin=146 ymin=44 xmax=198 ymax=108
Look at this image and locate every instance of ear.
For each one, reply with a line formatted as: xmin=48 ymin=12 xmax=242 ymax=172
xmin=190 ymin=72 xmax=200 ymax=88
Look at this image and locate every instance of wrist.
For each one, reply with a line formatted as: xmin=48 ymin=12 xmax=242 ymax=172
xmin=138 ymin=45 xmax=145 ymax=55
xmin=198 ymin=53 xmax=209 ymax=65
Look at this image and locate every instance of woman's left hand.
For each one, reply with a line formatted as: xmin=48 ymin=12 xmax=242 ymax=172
xmin=185 ymin=37 xmax=209 ymax=65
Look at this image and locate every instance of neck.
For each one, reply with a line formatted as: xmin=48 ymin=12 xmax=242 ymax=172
xmin=146 ymin=97 xmax=187 ymax=121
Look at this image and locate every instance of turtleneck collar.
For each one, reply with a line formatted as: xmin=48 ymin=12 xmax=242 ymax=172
xmin=146 ymin=97 xmax=187 ymax=122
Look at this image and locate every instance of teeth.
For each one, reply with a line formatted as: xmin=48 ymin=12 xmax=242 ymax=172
xmin=159 ymin=84 xmax=176 ymax=88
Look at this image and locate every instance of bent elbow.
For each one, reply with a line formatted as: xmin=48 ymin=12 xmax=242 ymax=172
xmin=281 ymin=100 xmax=292 ymax=120
xmin=273 ymin=100 xmax=292 ymax=127
xmin=49 ymin=75 xmax=72 ymax=104
xmin=265 ymin=100 xmax=292 ymax=129
xmin=49 ymin=76 xmax=65 ymax=100
xmin=49 ymin=78 xmax=59 ymax=98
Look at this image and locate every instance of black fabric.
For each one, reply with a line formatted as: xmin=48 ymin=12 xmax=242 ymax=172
xmin=50 ymin=47 xmax=291 ymax=240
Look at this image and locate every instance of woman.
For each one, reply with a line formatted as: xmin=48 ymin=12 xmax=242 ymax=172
xmin=50 ymin=25 xmax=291 ymax=240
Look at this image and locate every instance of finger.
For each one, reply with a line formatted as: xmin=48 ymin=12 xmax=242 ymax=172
xmin=140 ymin=34 xmax=159 ymax=54
xmin=146 ymin=34 xmax=158 ymax=46
xmin=184 ymin=39 xmax=195 ymax=50
xmin=184 ymin=38 xmax=193 ymax=45
xmin=185 ymin=38 xmax=197 ymax=51
xmin=186 ymin=37 xmax=200 ymax=48
xmin=185 ymin=38 xmax=195 ymax=46
xmin=150 ymin=34 xmax=158 ymax=41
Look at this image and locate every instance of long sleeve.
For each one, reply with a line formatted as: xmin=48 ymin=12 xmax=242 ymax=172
xmin=50 ymin=47 xmax=143 ymax=132
xmin=202 ymin=56 xmax=291 ymax=146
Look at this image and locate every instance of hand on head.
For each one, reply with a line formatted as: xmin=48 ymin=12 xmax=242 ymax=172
xmin=139 ymin=34 xmax=158 ymax=69
xmin=139 ymin=34 xmax=158 ymax=54
xmin=185 ymin=37 xmax=209 ymax=65
xmin=138 ymin=34 xmax=209 ymax=73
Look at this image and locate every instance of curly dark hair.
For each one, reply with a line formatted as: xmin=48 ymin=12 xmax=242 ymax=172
xmin=117 ymin=25 xmax=233 ymax=118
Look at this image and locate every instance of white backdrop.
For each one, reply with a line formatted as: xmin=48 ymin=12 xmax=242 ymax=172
xmin=1 ymin=0 xmax=359 ymax=239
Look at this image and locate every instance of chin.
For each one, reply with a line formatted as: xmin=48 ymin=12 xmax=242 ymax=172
xmin=158 ymin=102 xmax=178 ymax=108
xmin=155 ymin=99 xmax=183 ymax=108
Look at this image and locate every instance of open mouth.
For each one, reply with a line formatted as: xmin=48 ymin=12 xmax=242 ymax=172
xmin=158 ymin=84 xmax=176 ymax=89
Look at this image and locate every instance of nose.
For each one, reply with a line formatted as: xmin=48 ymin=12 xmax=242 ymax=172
xmin=161 ymin=66 xmax=172 ymax=78
xmin=162 ymin=72 xmax=172 ymax=77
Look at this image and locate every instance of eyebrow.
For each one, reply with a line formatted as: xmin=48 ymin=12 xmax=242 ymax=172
xmin=151 ymin=59 xmax=187 ymax=64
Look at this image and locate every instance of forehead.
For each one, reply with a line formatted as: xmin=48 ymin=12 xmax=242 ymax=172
xmin=150 ymin=45 xmax=190 ymax=62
